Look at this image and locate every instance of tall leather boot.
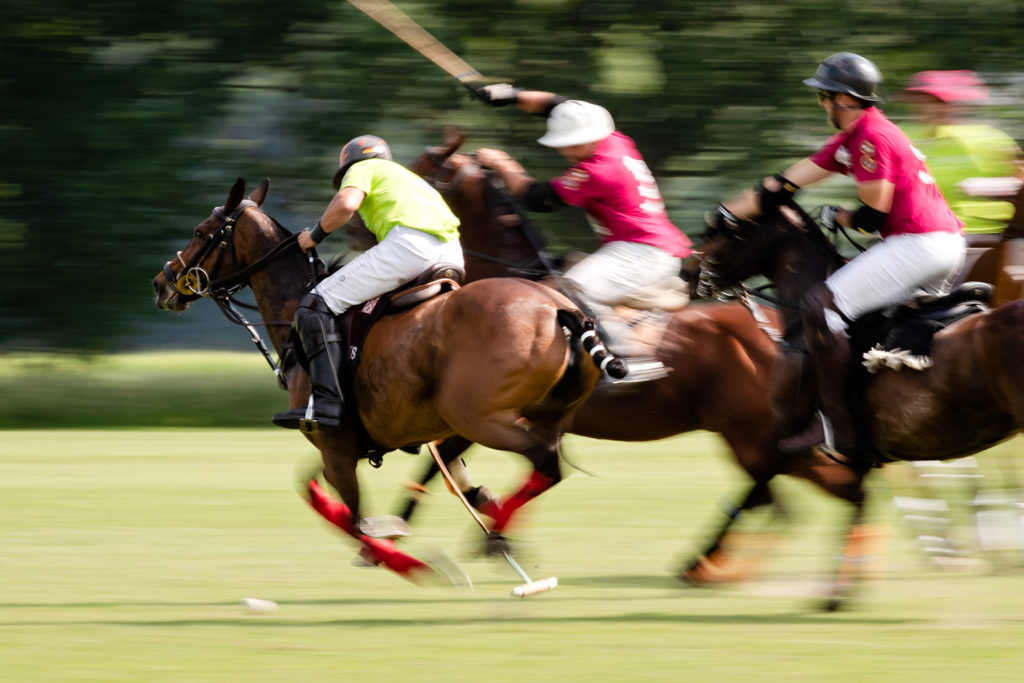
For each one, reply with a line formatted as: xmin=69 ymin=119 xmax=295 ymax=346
xmin=771 ymin=347 xmax=818 ymax=440
xmin=273 ymin=294 xmax=345 ymax=431
xmin=778 ymin=284 xmax=866 ymax=465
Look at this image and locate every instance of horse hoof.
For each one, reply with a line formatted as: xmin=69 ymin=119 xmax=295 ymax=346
xmin=485 ymin=531 xmax=511 ymax=557
xmin=821 ymin=595 xmax=846 ymax=612
xmin=358 ymin=515 xmax=412 ymax=539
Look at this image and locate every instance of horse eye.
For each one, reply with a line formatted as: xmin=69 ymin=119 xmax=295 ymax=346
xmin=194 ymin=229 xmax=203 ymax=238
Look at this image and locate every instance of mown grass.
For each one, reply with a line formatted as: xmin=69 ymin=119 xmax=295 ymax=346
xmin=3 ymin=429 xmax=1024 ymax=682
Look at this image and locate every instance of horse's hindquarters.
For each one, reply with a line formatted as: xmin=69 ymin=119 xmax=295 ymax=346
xmin=356 ymin=279 xmax=594 ymax=451
xmin=864 ymin=302 xmax=1024 ymax=460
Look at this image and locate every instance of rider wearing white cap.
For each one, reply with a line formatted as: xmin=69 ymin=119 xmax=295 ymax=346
xmin=473 ymin=86 xmax=692 ymax=374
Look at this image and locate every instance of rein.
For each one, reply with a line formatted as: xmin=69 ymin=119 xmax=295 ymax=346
xmin=163 ymin=200 xmax=257 ymax=296
xmin=164 ymin=199 xmax=319 ymax=390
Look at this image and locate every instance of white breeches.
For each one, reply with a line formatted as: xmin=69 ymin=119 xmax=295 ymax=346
xmin=314 ymin=225 xmax=464 ymax=315
xmin=825 ymin=231 xmax=966 ymax=333
xmin=563 ymin=241 xmax=682 ymax=319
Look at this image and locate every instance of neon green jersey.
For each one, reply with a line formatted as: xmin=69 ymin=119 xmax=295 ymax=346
xmin=904 ymin=123 xmax=1020 ymax=234
xmin=340 ymin=158 xmax=460 ymax=242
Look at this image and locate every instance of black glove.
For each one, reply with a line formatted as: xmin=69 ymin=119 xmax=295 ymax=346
xmin=474 ymin=83 xmax=521 ymax=107
xmin=705 ymin=204 xmax=739 ymax=234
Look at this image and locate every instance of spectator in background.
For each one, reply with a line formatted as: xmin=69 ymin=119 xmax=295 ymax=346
xmin=900 ymin=70 xmax=1023 ymax=234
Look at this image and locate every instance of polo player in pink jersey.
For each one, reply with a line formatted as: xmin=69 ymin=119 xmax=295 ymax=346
xmin=471 ymin=86 xmax=692 ymax=380
xmin=712 ymin=52 xmax=965 ymax=467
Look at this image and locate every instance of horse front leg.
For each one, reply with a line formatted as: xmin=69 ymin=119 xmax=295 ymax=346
xmin=678 ymin=480 xmax=780 ymax=585
xmin=305 ymin=436 xmax=431 ymax=582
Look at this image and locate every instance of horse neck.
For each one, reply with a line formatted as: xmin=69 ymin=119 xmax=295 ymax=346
xmin=767 ymin=238 xmax=837 ymax=330
xmin=446 ymin=178 xmax=546 ymax=283
xmin=238 ymin=214 xmax=308 ymax=353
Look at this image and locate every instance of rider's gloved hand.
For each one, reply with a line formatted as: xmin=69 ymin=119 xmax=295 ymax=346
xmin=705 ymin=204 xmax=739 ymax=234
xmin=819 ymin=205 xmax=843 ymax=231
xmin=474 ymin=83 xmax=521 ymax=107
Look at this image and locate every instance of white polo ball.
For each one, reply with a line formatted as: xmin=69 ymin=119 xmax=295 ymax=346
xmin=242 ymin=597 xmax=279 ymax=613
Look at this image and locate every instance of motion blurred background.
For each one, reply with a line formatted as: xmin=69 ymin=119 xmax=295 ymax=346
xmin=3 ymin=7 xmax=1024 ymax=679
xmin=3 ymin=0 xmax=1022 ymax=362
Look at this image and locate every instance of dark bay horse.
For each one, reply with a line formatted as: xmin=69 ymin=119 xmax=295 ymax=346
xmin=404 ymin=131 xmax=873 ymax=599
xmin=152 ymin=177 xmax=611 ymax=583
xmin=693 ymin=201 xmax=1024 ymax=465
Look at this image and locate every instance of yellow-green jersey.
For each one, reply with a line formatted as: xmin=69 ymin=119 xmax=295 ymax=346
xmin=904 ymin=123 xmax=1020 ymax=234
xmin=340 ymin=158 xmax=460 ymax=243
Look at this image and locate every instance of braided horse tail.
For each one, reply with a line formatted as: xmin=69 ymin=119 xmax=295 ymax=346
xmin=556 ymin=309 xmax=628 ymax=379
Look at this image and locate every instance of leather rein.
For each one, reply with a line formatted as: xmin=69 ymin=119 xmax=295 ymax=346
xmin=162 ymin=199 xmax=312 ymax=389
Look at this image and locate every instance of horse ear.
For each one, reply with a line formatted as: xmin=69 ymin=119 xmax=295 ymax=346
xmin=226 ymin=177 xmax=246 ymax=211
xmin=249 ymin=178 xmax=270 ymax=207
xmin=440 ymin=126 xmax=466 ymax=159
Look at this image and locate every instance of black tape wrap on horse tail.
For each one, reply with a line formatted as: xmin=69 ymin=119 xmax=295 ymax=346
xmin=556 ymin=309 xmax=628 ymax=379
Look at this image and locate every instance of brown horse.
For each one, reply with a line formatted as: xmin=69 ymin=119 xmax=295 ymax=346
xmin=152 ymin=177 xmax=613 ymax=583
xmin=693 ymin=201 xmax=1024 ymax=465
xmin=403 ymin=131 xmax=874 ymax=603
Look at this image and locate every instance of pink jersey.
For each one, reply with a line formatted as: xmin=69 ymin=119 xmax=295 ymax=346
xmin=809 ymin=106 xmax=962 ymax=238
xmin=550 ymin=132 xmax=692 ymax=258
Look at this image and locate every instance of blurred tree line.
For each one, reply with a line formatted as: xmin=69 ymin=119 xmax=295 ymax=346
xmin=2 ymin=0 xmax=1022 ymax=352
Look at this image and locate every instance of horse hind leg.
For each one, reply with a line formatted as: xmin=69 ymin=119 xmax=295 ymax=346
xmin=394 ymin=435 xmax=496 ymax=523
xmin=453 ymin=416 xmax=564 ymax=535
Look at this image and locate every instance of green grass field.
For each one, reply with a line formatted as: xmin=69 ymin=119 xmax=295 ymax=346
xmin=4 ymin=429 xmax=1024 ymax=682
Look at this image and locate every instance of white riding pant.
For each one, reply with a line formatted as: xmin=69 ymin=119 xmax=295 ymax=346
xmin=313 ymin=225 xmax=464 ymax=315
xmin=825 ymin=231 xmax=966 ymax=333
xmin=563 ymin=241 xmax=682 ymax=320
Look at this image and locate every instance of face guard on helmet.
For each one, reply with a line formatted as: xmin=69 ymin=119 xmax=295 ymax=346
xmin=803 ymin=52 xmax=883 ymax=105
xmin=332 ymin=135 xmax=393 ymax=189
xmin=537 ymin=100 xmax=615 ymax=148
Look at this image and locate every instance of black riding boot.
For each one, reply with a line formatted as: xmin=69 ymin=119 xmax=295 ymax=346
xmin=779 ymin=332 xmax=862 ymax=456
xmin=778 ymin=285 xmax=867 ymax=465
xmin=771 ymin=347 xmax=818 ymax=439
xmin=272 ymin=294 xmax=345 ymax=431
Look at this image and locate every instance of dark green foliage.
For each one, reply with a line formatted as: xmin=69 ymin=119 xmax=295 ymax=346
xmin=2 ymin=0 xmax=1021 ymax=351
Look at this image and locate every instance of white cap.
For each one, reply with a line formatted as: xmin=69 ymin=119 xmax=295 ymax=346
xmin=537 ymin=100 xmax=615 ymax=148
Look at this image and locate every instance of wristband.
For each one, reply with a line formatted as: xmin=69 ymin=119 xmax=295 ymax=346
xmin=309 ymin=222 xmax=329 ymax=244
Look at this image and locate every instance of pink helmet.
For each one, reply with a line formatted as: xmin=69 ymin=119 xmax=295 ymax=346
xmin=903 ymin=70 xmax=990 ymax=103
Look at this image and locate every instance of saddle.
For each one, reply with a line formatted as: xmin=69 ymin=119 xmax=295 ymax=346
xmin=339 ymin=263 xmax=465 ymax=372
xmin=838 ymin=282 xmax=994 ymax=467
xmin=848 ymin=281 xmax=993 ymax=371
xmin=287 ymin=264 xmax=464 ymax=461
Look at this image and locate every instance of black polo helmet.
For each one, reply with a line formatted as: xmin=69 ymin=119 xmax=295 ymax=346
xmin=331 ymin=135 xmax=392 ymax=189
xmin=803 ymin=52 xmax=883 ymax=104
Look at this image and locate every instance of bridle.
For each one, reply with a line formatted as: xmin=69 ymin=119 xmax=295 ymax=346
xmin=163 ymin=199 xmax=305 ymax=301
xmin=162 ymin=198 xmax=307 ymax=389
xmin=163 ymin=199 xmax=258 ymax=297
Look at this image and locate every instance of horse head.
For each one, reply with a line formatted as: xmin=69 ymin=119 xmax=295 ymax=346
xmin=692 ymin=202 xmax=844 ymax=312
xmin=152 ymin=177 xmax=285 ymax=312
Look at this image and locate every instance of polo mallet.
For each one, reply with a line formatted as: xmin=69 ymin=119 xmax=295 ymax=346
xmin=426 ymin=441 xmax=557 ymax=598
xmin=346 ymin=0 xmax=486 ymax=88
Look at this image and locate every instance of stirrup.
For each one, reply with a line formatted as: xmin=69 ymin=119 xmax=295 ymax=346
xmin=603 ymin=356 xmax=669 ymax=385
